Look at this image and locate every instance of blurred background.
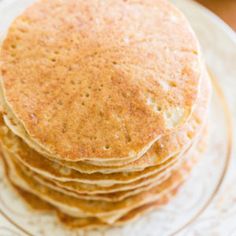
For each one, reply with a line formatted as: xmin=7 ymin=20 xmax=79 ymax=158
xmin=196 ymin=0 xmax=236 ymax=30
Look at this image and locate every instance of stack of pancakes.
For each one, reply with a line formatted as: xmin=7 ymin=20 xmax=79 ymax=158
xmin=0 ymin=0 xmax=211 ymax=230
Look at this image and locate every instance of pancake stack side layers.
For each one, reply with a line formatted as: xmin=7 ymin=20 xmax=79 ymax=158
xmin=0 ymin=0 xmax=211 ymax=230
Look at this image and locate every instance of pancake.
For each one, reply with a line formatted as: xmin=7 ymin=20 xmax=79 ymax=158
xmin=0 ymin=72 xmax=210 ymax=187
xmin=2 ymin=147 xmax=174 ymax=197
xmin=59 ymin=185 xmax=181 ymax=229
xmin=2 ymin=147 xmax=173 ymax=201
xmin=2 ymin=153 xmax=186 ymax=228
xmin=0 ymin=0 xmax=202 ymax=162
xmin=9 ymin=181 xmax=181 ymax=230
xmin=47 ymin=70 xmax=211 ymax=169
xmin=7 ymin=129 xmax=205 ymax=202
xmin=10 ymin=160 xmax=171 ymax=202
xmin=33 ymin=173 xmax=170 ymax=202
xmin=27 ymin=131 xmax=205 ymax=201
xmin=4 ymin=150 xmax=195 ymax=224
xmin=1 ymin=144 xmax=176 ymax=194
xmin=28 ymin=137 xmax=199 ymax=194
xmin=1 ymin=134 xmax=196 ymax=186
xmin=0 ymin=66 xmax=209 ymax=170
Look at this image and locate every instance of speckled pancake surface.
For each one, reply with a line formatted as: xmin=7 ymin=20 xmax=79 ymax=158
xmin=0 ymin=0 xmax=201 ymax=161
xmin=0 ymin=72 xmax=210 ymax=185
xmin=46 ymin=71 xmax=211 ymax=170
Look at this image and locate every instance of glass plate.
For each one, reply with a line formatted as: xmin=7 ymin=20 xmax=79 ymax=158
xmin=0 ymin=0 xmax=232 ymax=235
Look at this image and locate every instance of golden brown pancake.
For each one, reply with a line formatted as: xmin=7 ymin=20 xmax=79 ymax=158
xmin=4 ymin=149 xmax=197 ymax=224
xmin=0 ymin=71 xmax=211 ymax=187
xmin=0 ymin=0 xmax=212 ymax=231
xmin=1 ymin=135 xmax=196 ymax=186
xmin=8 ymin=158 xmax=171 ymax=202
xmin=46 ymin=70 xmax=211 ymax=170
xmin=3 ymin=127 xmax=205 ymax=202
xmin=0 ymin=0 xmax=202 ymax=162
xmin=9 ymin=181 xmax=181 ymax=230
xmin=2 ymin=154 xmax=181 ymax=229
xmin=25 ymin=139 xmax=197 ymax=194
xmin=1 ymin=144 xmax=177 ymax=194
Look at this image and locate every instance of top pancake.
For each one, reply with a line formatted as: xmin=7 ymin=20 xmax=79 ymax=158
xmin=0 ymin=0 xmax=201 ymax=161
